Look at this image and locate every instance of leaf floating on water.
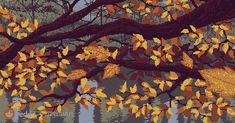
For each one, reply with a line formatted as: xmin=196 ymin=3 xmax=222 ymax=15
xmin=199 ymin=67 xmax=235 ymax=98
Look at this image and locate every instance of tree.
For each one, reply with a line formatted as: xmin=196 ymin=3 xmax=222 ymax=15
xmin=0 ymin=0 xmax=235 ymax=122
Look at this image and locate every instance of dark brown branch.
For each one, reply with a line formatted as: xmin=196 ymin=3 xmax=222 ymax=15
xmin=21 ymin=0 xmax=235 ymax=44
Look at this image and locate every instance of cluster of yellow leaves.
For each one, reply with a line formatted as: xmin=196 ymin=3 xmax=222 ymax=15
xmin=150 ymin=50 xmax=162 ymax=66
xmin=73 ymin=82 xmax=108 ymax=109
xmin=150 ymin=40 xmax=175 ymax=66
xmin=0 ymin=6 xmax=39 ymax=39
xmin=199 ymin=67 xmax=235 ymax=98
xmin=122 ymin=3 xmax=134 ymax=14
xmin=182 ymin=24 xmax=235 ymax=57
xmin=76 ymin=45 xmax=118 ymax=63
xmin=104 ymin=80 xmax=180 ymax=123
xmin=103 ymin=63 xmax=120 ymax=79
xmin=0 ymin=6 xmax=16 ymax=21
xmin=132 ymin=34 xmax=148 ymax=50
xmin=7 ymin=19 xmax=39 ymax=39
xmin=153 ymin=79 xmax=173 ymax=91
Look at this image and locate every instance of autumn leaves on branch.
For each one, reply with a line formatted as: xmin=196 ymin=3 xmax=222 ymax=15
xmin=0 ymin=0 xmax=235 ymax=122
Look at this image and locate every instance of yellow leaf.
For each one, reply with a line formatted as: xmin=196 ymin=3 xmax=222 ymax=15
xmin=195 ymin=79 xmax=206 ymax=87
xmin=47 ymin=64 xmax=57 ymax=69
xmin=62 ymin=46 xmax=69 ymax=56
xmin=1 ymin=70 xmax=9 ymax=78
xmin=130 ymin=104 xmax=139 ymax=114
xmin=80 ymin=78 xmax=88 ymax=88
xmin=7 ymin=63 xmax=15 ymax=70
xmin=211 ymin=38 xmax=220 ymax=44
xmin=133 ymin=34 xmax=144 ymax=41
xmin=181 ymin=29 xmax=189 ymax=34
xmin=130 ymin=84 xmax=137 ymax=93
xmin=103 ymin=64 xmax=120 ymax=79
xmin=159 ymin=81 xmax=165 ymax=91
xmin=152 ymin=50 xmax=161 ymax=58
xmin=153 ymin=37 xmax=161 ymax=44
xmin=75 ymin=96 xmax=82 ymax=103
xmin=142 ymin=82 xmax=151 ymax=88
xmin=166 ymin=81 xmax=173 ymax=87
xmin=37 ymin=106 xmax=45 ymax=111
xmin=181 ymin=52 xmax=193 ymax=69
xmin=171 ymin=100 xmax=177 ymax=108
xmin=175 ymin=96 xmax=184 ymax=100
xmin=199 ymin=44 xmax=209 ymax=51
xmin=11 ymin=89 xmax=18 ymax=96
xmin=152 ymin=115 xmax=159 ymax=123
xmin=57 ymin=105 xmax=62 ymax=112
xmin=203 ymin=117 xmax=210 ymax=123
xmin=196 ymin=91 xmax=200 ymax=99
xmin=181 ymin=78 xmax=193 ymax=90
xmin=190 ymin=25 xmax=197 ymax=32
xmin=20 ymin=86 xmax=28 ymax=90
xmin=222 ymin=42 xmax=229 ymax=54
xmin=149 ymin=88 xmax=157 ymax=97
xmin=39 ymin=73 xmax=47 ymax=78
xmin=57 ymin=71 xmax=67 ymax=78
xmin=167 ymin=108 xmax=173 ymax=116
xmin=21 ymin=19 xmax=29 ymax=28
xmin=7 ymin=28 xmax=12 ymax=35
xmin=50 ymin=83 xmax=57 ymax=90
xmin=11 ymin=102 xmax=21 ymax=109
xmin=161 ymin=11 xmax=168 ymax=18
xmin=163 ymin=44 xmax=171 ymax=51
xmin=38 ymin=47 xmax=46 ymax=56
xmin=166 ymin=53 xmax=173 ymax=62
xmin=118 ymin=102 xmax=124 ymax=109
xmin=154 ymin=58 xmax=161 ymax=66
xmin=13 ymin=26 xmax=20 ymax=32
xmin=8 ymin=22 xmax=17 ymax=27
xmin=168 ymin=71 xmax=178 ymax=80
xmin=126 ymin=8 xmax=133 ymax=13
xmin=186 ymin=99 xmax=193 ymax=109
xmin=61 ymin=59 xmax=70 ymax=65
xmin=145 ymin=8 xmax=151 ymax=13
xmin=199 ymin=67 xmax=235 ymax=98
xmin=18 ymin=52 xmax=27 ymax=62
xmin=96 ymin=88 xmax=107 ymax=98
xmin=119 ymin=81 xmax=127 ymax=93
xmin=29 ymin=95 xmax=37 ymax=101
xmin=111 ymin=49 xmax=118 ymax=59
xmin=216 ymin=97 xmax=223 ymax=105
xmin=106 ymin=98 xmax=116 ymax=106
xmin=34 ymin=19 xmax=39 ymax=29
xmin=191 ymin=109 xmax=199 ymax=119
xmin=227 ymin=35 xmax=235 ymax=43
xmin=193 ymin=51 xmax=201 ymax=55
xmin=44 ymin=102 xmax=52 ymax=107
xmin=227 ymin=108 xmax=235 ymax=116
xmin=27 ymin=27 xmax=34 ymax=32
xmin=142 ymin=41 xmax=148 ymax=50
